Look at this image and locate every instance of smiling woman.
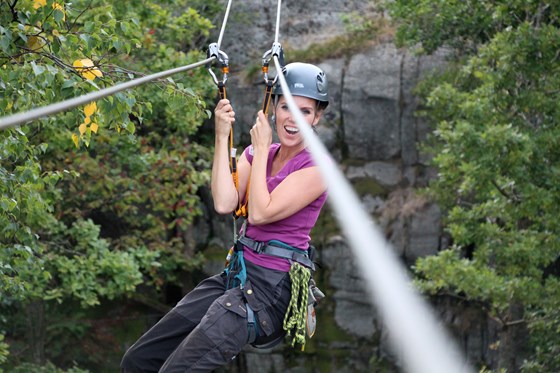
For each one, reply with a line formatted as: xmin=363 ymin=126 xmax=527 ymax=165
xmin=121 ymin=62 xmax=330 ymax=372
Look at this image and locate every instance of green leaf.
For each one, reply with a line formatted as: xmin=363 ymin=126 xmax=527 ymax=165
xmin=30 ymin=61 xmax=45 ymax=76
xmin=53 ymin=9 xmax=64 ymax=23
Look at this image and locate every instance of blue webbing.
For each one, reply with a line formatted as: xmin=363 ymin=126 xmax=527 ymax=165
xmin=225 ymin=250 xmax=247 ymax=290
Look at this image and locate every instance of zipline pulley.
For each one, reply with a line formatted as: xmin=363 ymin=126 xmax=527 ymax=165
xmin=207 ymin=42 xmax=230 ymax=99
xmin=207 ymin=42 xmax=239 ymax=229
xmin=261 ymin=42 xmax=284 ymax=115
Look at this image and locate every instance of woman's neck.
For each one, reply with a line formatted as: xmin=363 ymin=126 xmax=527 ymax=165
xmin=276 ymin=143 xmax=305 ymax=163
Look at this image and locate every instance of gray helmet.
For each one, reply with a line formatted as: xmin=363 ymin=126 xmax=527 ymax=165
xmin=273 ymin=62 xmax=329 ymax=108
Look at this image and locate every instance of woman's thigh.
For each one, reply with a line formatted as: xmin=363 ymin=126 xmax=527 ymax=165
xmin=121 ymin=273 xmax=227 ymax=373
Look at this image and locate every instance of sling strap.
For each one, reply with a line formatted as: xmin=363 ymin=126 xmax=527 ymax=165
xmin=237 ymin=236 xmax=315 ymax=271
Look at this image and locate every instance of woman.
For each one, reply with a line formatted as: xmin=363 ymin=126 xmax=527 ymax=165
xmin=121 ymin=62 xmax=329 ymax=372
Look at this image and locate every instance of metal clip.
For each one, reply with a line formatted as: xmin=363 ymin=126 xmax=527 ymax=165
xmin=253 ymin=241 xmax=265 ymax=254
xmin=261 ymin=42 xmax=284 ymax=84
xmin=207 ymin=42 xmax=229 ymax=86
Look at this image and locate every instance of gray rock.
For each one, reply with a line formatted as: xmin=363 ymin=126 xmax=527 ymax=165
xmin=346 ymin=161 xmax=402 ymax=188
xmin=343 ymin=45 xmax=403 ymax=160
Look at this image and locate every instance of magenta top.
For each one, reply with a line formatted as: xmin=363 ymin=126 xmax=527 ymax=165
xmin=241 ymin=143 xmax=327 ymax=272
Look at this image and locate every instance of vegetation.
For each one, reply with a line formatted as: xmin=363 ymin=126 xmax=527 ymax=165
xmin=0 ymin=0 xmax=220 ymax=371
xmin=387 ymin=1 xmax=560 ymax=371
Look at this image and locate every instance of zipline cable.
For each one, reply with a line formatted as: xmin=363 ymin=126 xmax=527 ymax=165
xmin=0 ymin=57 xmax=214 ymax=131
xmin=216 ymin=0 xmax=233 ymax=49
xmin=272 ymin=55 xmax=474 ymax=373
xmin=274 ymin=0 xmax=282 ymax=44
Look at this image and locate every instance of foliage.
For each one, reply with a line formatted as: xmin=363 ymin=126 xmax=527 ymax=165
xmin=1 ymin=0 xmax=219 ymax=370
xmin=387 ymin=0 xmax=560 ymax=371
xmin=389 ymin=0 xmax=556 ymax=54
xmin=9 ymin=361 xmax=89 ymax=373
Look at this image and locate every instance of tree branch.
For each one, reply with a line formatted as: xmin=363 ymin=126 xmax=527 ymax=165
xmin=491 ymin=179 xmax=521 ymax=203
xmin=9 ymin=0 xmax=19 ymax=22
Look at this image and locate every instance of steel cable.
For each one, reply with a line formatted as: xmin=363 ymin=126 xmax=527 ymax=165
xmin=217 ymin=0 xmax=234 ymax=49
xmin=0 ymin=58 xmax=214 ymax=130
xmin=274 ymin=0 xmax=282 ymax=44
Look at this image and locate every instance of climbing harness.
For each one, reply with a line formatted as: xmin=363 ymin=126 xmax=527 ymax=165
xmin=237 ymin=235 xmax=315 ymax=271
xmin=223 ymin=218 xmax=323 ymax=349
xmin=207 ymin=40 xmax=245 ymax=245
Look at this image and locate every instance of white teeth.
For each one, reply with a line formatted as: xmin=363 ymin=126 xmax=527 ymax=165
xmin=285 ymin=126 xmax=299 ymax=134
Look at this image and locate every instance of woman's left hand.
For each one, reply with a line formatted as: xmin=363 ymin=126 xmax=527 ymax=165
xmin=250 ymin=110 xmax=272 ymax=152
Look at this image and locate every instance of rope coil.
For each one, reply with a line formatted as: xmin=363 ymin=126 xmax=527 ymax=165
xmin=283 ymin=262 xmax=311 ymax=351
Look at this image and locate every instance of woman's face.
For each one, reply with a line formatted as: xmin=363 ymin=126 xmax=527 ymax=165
xmin=274 ymin=96 xmax=322 ymax=147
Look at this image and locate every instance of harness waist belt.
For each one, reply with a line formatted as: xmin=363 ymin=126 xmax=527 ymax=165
xmin=238 ymin=236 xmax=315 ymax=271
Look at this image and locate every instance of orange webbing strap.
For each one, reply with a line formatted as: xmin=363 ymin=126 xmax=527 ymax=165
xmin=220 ymin=81 xmax=238 ymax=191
xmin=233 ymin=78 xmax=274 ymax=219
xmin=262 ymin=80 xmax=274 ymax=115
xmin=233 ymin=179 xmax=249 ymax=219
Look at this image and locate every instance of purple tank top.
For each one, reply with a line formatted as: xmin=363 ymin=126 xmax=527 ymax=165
xmin=241 ymin=143 xmax=327 ymax=272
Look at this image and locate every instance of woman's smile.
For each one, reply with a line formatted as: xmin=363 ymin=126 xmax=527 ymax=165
xmin=284 ymin=125 xmax=299 ymax=135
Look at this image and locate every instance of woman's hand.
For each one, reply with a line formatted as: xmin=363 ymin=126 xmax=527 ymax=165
xmin=250 ymin=110 xmax=272 ymax=152
xmin=214 ymin=99 xmax=235 ymax=139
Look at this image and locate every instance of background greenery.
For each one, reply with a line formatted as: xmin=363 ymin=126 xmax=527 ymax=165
xmin=388 ymin=0 xmax=560 ymax=371
xmin=1 ymin=0 xmax=219 ymax=371
xmin=1 ymin=0 xmax=559 ymax=372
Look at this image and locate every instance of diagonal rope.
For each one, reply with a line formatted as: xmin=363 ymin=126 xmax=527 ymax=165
xmin=0 ymin=58 xmax=214 ymax=130
xmin=273 ymin=55 xmax=474 ymax=373
xmin=0 ymin=0 xmax=235 ymax=131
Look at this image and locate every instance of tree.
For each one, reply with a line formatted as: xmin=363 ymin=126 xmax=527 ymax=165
xmin=387 ymin=1 xmax=560 ymax=371
xmin=1 ymin=0 xmax=219 ymax=370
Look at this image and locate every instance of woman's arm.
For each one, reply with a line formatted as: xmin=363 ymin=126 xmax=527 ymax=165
xmin=248 ymin=110 xmax=326 ymax=225
xmin=249 ymin=166 xmax=326 ymax=225
xmin=211 ymin=99 xmax=242 ymax=214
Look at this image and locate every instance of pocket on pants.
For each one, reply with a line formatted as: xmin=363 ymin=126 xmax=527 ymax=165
xmin=197 ymin=290 xmax=249 ymax=357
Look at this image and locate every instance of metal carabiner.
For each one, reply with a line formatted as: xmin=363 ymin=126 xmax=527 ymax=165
xmin=207 ymin=42 xmax=230 ymax=87
xmin=261 ymin=42 xmax=284 ymax=84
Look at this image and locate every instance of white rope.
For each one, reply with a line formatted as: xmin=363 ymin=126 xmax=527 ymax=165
xmin=274 ymin=0 xmax=282 ymax=44
xmin=273 ymin=56 xmax=473 ymax=373
xmin=217 ymin=0 xmax=234 ymax=48
xmin=0 ymin=58 xmax=214 ymax=130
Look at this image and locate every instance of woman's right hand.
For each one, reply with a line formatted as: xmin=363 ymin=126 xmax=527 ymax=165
xmin=214 ymin=99 xmax=235 ymax=139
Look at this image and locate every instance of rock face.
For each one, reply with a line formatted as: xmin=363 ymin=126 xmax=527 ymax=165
xmin=200 ymin=1 xmax=490 ymax=372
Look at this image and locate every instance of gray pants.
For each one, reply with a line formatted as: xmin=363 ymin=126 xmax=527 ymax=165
xmin=121 ymin=260 xmax=291 ymax=372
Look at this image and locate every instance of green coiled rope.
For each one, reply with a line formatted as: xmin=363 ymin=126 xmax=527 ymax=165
xmin=283 ymin=262 xmax=311 ymax=350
